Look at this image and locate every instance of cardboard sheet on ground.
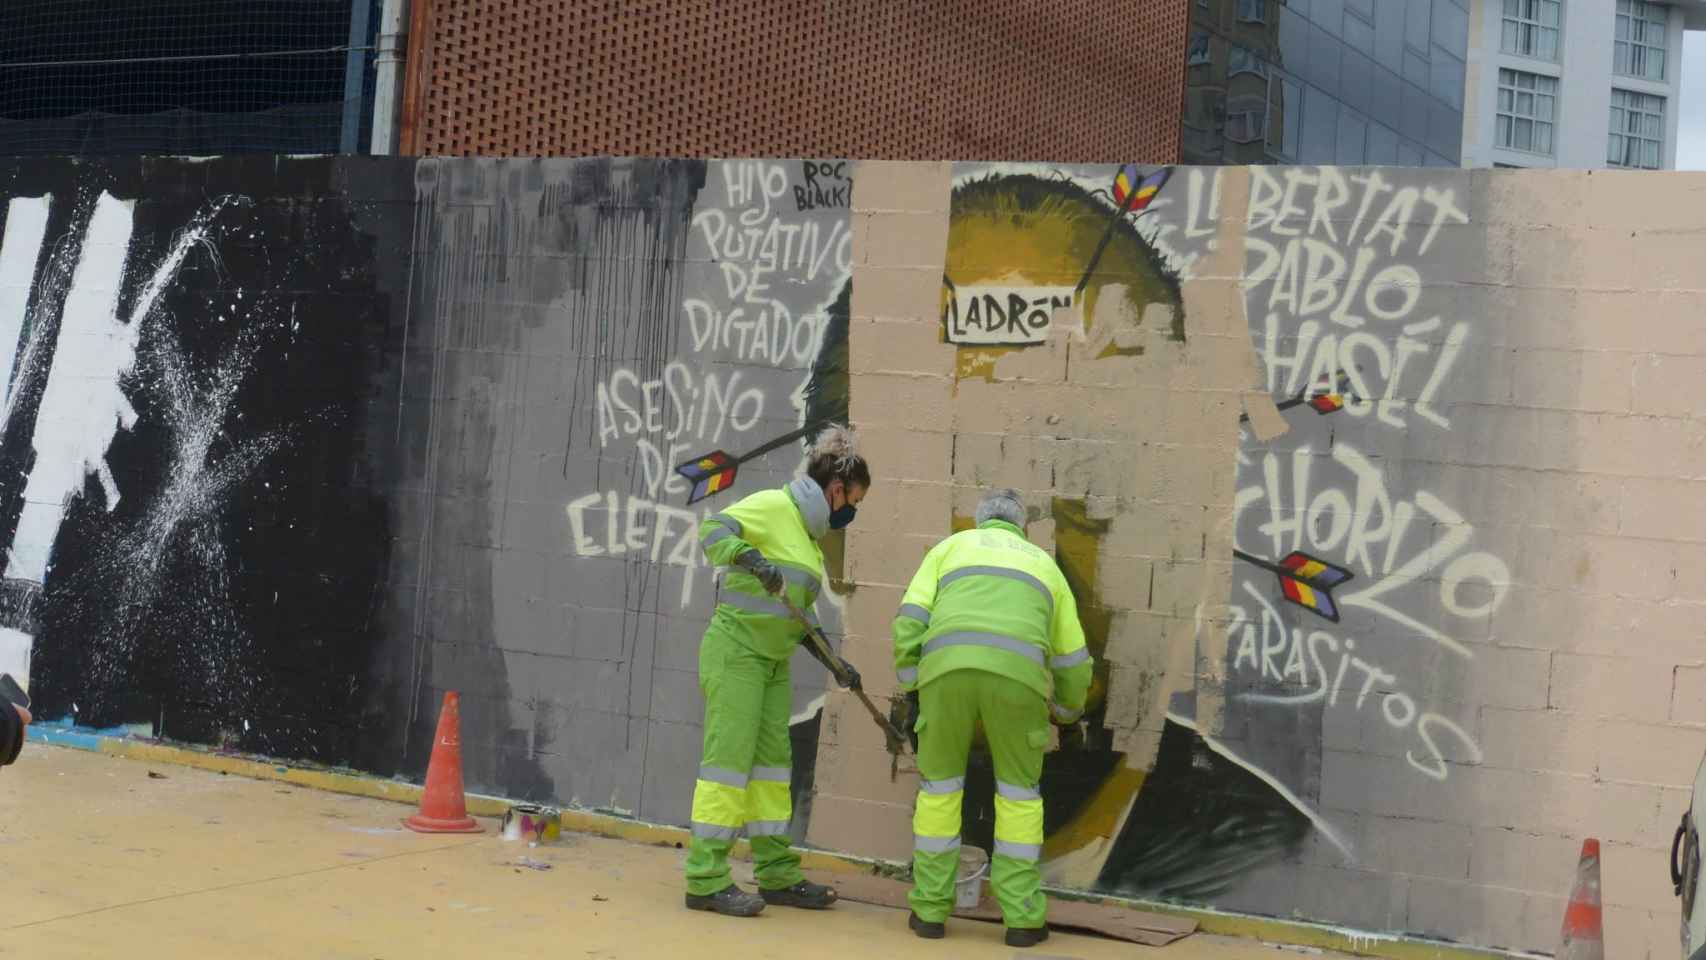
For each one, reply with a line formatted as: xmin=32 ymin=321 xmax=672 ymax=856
xmin=808 ymin=871 xmax=1197 ymax=947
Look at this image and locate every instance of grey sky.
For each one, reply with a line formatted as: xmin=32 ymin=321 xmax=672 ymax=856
xmin=1680 ymin=34 xmax=1706 ymax=168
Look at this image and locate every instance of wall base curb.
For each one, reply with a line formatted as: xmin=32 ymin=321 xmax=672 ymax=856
xmin=28 ymin=726 xmax=1537 ymax=960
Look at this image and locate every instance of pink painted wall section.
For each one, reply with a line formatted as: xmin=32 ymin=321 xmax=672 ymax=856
xmin=819 ymin=162 xmax=1706 ymax=958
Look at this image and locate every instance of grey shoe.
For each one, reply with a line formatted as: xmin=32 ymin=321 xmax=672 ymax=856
xmin=685 ymin=884 xmax=766 ymax=917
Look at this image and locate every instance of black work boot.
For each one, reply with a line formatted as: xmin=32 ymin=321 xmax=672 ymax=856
xmin=1005 ymin=926 xmax=1050 ymax=948
xmin=684 ymin=884 xmax=766 ymax=917
xmin=759 ymin=879 xmax=838 ymax=909
xmin=908 ymin=912 xmax=946 ymax=939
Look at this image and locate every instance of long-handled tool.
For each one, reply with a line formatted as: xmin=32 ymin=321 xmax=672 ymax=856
xmin=675 ymin=420 xmax=827 ymax=506
xmin=777 ymin=592 xmax=912 ymax=770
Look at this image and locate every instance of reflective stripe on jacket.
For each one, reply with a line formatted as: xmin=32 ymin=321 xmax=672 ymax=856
xmin=892 ymin=519 xmax=1092 ymax=720
xmin=698 ymin=482 xmax=827 ymax=660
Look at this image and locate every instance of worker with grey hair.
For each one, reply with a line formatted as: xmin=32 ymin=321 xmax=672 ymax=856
xmin=891 ymin=488 xmax=1093 ymax=947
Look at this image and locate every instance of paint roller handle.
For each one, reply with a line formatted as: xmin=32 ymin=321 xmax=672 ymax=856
xmin=802 ymin=630 xmax=862 ymax=691
xmin=778 ymin=594 xmax=911 ymax=752
xmin=777 ymin=593 xmax=858 ymax=689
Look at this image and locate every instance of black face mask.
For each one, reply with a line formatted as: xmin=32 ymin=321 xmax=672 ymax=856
xmin=829 ymin=504 xmax=857 ymax=529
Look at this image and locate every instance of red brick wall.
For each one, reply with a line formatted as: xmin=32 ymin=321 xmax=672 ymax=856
xmin=404 ymin=0 xmax=1188 ymax=162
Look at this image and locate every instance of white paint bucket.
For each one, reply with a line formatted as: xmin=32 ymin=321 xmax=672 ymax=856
xmin=954 ymin=845 xmax=989 ymax=910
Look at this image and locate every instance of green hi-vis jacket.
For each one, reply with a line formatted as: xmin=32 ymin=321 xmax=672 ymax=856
xmin=892 ymin=520 xmax=1093 ymax=724
xmin=696 ymin=478 xmax=828 ymax=661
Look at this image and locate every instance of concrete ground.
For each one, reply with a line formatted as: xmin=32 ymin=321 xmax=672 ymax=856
xmin=3 ymin=745 xmax=1356 ymax=959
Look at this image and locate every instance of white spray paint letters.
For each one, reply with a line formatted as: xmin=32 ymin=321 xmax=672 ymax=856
xmin=1229 ymin=582 xmax=1485 ymax=782
xmin=594 ymin=360 xmax=765 ymax=450
xmin=1228 ymin=168 xmax=1506 ymax=786
xmin=1233 ymin=441 xmax=1510 ymax=659
xmin=569 ymin=160 xmax=852 ymax=612
xmin=7 ymin=191 xmax=227 ymax=586
xmin=8 ymin=193 xmax=139 ymax=584
xmin=1243 ymin=168 xmax=1470 ymax=431
xmin=0 ymin=189 xmax=231 ymax=687
xmin=682 ymin=160 xmax=846 ymax=367
xmin=0 ymin=196 xmax=51 ymax=413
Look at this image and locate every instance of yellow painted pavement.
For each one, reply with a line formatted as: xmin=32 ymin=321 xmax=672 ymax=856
xmin=0 ymin=744 xmax=1371 ymax=960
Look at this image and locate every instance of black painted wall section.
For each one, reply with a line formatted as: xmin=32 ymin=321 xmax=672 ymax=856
xmin=0 ymin=157 xmax=845 ymax=838
xmin=0 ymin=156 xmax=411 ymax=765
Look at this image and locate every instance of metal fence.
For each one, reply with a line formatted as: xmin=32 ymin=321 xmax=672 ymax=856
xmin=0 ymin=0 xmax=379 ymax=156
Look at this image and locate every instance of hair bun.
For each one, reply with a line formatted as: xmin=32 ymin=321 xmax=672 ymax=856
xmin=809 ymin=423 xmax=860 ymax=468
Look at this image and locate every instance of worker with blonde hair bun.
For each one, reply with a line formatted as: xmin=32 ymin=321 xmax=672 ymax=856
xmin=684 ymin=423 xmax=871 ymax=917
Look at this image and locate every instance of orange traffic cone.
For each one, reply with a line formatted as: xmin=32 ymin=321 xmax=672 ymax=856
xmin=403 ymin=691 xmax=482 ymax=834
xmin=1559 ymin=838 xmax=1604 ymax=960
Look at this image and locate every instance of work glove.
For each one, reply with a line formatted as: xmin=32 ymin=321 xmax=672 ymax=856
xmin=803 ymin=635 xmax=861 ymax=690
xmin=732 ymin=549 xmax=785 ymax=595
xmin=903 ymin=690 xmax=920 ymax=753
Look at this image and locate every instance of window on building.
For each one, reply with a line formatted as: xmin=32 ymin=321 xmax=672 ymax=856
xmin=1237 ymin=0 xmax=1266 ymax=23
xmin=1229 ymin=44 xmax=1267 ymax=78
xmin=1501 ymin=0 xmax=1561 ymax=61
xmin=1188 ymin=30 xmax=1212 ymax=66
xmin=1226 ymin=95 xmax=1268 ymax=144
xmin=1182 ymin=88 xmax=1221 ymax=160
xmin=1266 ymin=75 xmax=1302 ymax=161
xmin=1609 ymin=89 xmax=1665 ymax=168
xmin=1496 ymin=69 xmax=1557 ymax=155
xmin=1614 ymin=0 xmax=1667 ymax=81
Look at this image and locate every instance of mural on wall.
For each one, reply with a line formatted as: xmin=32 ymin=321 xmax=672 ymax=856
xmin=0 ymin=157 xmax=855 ymax=839
xmin=930 ymin=162 xmax=1513 ymax=912
xmin=932 ymin=159 xmax=1227 ymax=894
xmin=404 ymin=157 xmax=854 ymax=834
xmin=1179 ymin=167 xmax=1510 ymax=916
xmin=0 ymin=155 xmax=1562 ymax=946
xmin=0 ymin=158 xmax=401 ymax=758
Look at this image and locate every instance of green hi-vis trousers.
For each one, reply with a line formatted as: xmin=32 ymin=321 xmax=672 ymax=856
xmin=909 ymin=670 xmax=1049 ymax=930
xmin=684 ymin=628 xmax=806 ymax=897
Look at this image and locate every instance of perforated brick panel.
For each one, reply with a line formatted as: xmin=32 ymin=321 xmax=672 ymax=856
xmin=407 ymin=0 xmax=1187 ymax=162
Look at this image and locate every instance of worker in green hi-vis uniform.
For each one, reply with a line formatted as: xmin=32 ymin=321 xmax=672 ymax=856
xmin=683 ymin=425 xmax=871 ymax=918
xmin=892 ymin=488 xmax=1093 ymax=949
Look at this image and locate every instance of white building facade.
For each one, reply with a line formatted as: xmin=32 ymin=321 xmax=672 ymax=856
xmin=1462 ymin=0 xmax=1706 ymax=169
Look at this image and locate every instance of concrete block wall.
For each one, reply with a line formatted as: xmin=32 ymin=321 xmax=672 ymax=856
xmin=4 ymin=156 xmax=1704 ymax=958
xmin=810 ymin=163 xmax=1706 ymax=959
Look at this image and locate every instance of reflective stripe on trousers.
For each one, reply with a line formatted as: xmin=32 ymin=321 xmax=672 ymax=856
xmin=913 ymin=777 xmax=964 ymax=855
xmin=690 ymin=765 xmax=793 ymax=842
xmin=746 ymin=764 xmax=791 ymax=837
xmin=992 ymin=778 xmax=1043 ymax=863
xmin=689 ymin=762 xmax=750 ymax=841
